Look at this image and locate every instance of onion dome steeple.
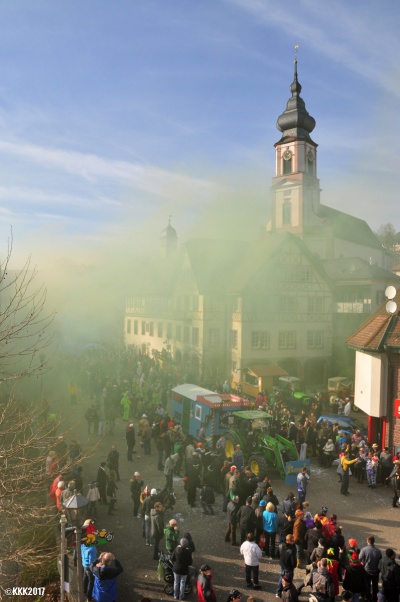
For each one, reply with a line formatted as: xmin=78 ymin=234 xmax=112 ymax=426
xmin=276 ymin=58 xmax=316 ymax=143
xmin=160 ymin=217 xmax=177 ymax=258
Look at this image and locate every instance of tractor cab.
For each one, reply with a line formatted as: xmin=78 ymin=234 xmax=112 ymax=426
xmin=233 ymin=410 xmax=272 ymax=437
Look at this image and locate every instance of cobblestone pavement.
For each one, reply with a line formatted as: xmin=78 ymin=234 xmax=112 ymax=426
xmin=63 ymin=400 xmax=399 ymax=602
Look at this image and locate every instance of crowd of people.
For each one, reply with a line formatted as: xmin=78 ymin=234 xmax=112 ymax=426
xmin=46 ymin=349 xmax=400 ymax=602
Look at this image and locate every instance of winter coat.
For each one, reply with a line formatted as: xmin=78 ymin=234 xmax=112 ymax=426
xmin=379 ymin=556 xmax=400 ymax=591
xmin=281 ymin=582 xmax=299 ymax=602
xmin=262 ymin=510 xmax=278 ymax=533
xmin=171 ymin=545 xmax=193 ymax=575
xmin=277 ymin=542 xmax=297 ymax=572
xmin=239 ymin=540 xmax=262 ymax=566
xmin=200 ymin=486 xmax=215 ymax=505
xmin=91 ymin=558 xmax=123 ymax=602
xmin=311 ymin=567 xmax=334 ymax=599
xmin=342 ymin=562 xmax=367 ymax=594
xmin=164 ymin=525 xmax=180 ymax=553
xmin=359 ymin=544 xmax=382 ymax=574
xmin=227 ymin=501 xmax=239 ymax=524
xmin=304 ymin=528 xmax=322 ymax=554
xmin=150 ymin=508 xmax=164 ymax=540
xmin=197 ymin=573 xmax=216 ymax=602
xmin=293 ymin=518 xmax=306 ymax=546
xmin=237 ymin=505 xmax=256 ymax=531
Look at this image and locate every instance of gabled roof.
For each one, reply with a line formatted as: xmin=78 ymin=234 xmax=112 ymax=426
xmin=321 ymin=257 xmax=400 ymax=283
xmin=227 ymin=232 xmax=332 ymax=293
xmin=347 ymin=289 xmax=400 ymax=351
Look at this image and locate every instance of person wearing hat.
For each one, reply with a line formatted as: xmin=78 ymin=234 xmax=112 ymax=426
xmin=276 ymin=534 xmax=296 ymax=598
xmin=313 ymin=506 xmax=329 ymax=526
xmin=254 ymin=499 xmax=266 ymax=543
xmin=126 ymin=422 xmax=136 ymax=462
xmin=226 ymin=589 xmax=242 ymax=602
xmin=129 ymin=471 xmax=143 ymax=518
xmin=171 ymin=537 xmax=193 ymax=600
xmin=281 ymin=572 xmax=298 ymax=602
xmin=142 ymin=488 xmax=159 ymax=545
xmin=343 ymin=398 xmax=352 ymax=416
xmin=342 ymin=549 xmax=367 ymax=601
xmin=197 ymin=565 xmax=216 ymax=602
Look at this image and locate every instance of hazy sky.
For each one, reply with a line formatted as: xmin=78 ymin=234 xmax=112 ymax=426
xmin=0 ymin=0 xmax=398 ymax=267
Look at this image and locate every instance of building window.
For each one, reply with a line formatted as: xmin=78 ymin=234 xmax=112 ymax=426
xmin=141 ymin=320 xmax=146 ymax=335
xmin=134 ymin=320 xmax=138 ymax=335
xmin=280 ymin=296 xmax=296 ymax=313
xmin=251 ymin=331 xmax=270 ymax=349
xmin=176 ymin=325 xmax=182 ymax=342
xmin=126 ymin=319 xmax=131 ymax=334
xmin=283 ymin=156 xmax=292 ymax=175
xmin=307 ymin=331 xmax=324 ymax=348
xmin=283 ymin=202 xmax=291 ymax=225
xmin=183 ymin=326 xmax=190 ymax=344
xmin=158 ymin=322 xmax=163 ymax=338
xmin=307 ymin=297 xmax=324 ymax=313
xmin=209 ymin=328 xmax=220 ymax=347
xmin=230 ymin=330 xmax=238 ymax=349
xmin=192 ymin=327 xmax=199 ymax=346
xmin=278 ymin=331 xmax=296 ymax=349
xmin=195 ymin=404 xmax=202 ymax=421
xmin=302 ymin=266 xmax=311 ymax=282
xmin=149 ymin=322 xmax=154 ymax=336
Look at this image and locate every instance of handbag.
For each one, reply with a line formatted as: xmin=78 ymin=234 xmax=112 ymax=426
xmin=259 ymin=533 xmax=266 ymax=548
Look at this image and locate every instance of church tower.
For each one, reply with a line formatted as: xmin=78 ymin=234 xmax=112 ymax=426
xmin=267 ymin=57 xmax=321 ymax=236
xmin=160 ymin=217 xmax=177 ymax=258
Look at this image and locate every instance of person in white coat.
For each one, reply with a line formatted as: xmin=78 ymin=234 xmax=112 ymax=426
xmin=239 ymin=532 xmax=262 ymax=589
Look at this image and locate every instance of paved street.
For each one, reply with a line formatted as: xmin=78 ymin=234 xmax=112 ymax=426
xmin=61 ymin=399 xmax=399 ymax=602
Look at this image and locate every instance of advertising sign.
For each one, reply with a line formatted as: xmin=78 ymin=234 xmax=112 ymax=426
xmin=284 ymin=459 xmax=311 ymax=486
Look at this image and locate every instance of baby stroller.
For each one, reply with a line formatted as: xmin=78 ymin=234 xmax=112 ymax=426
xmin=158 ymin=550 xmax=196 ymax=595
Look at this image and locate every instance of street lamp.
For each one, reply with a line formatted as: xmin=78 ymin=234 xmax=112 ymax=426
xmin=64 ymin=493 xmax=88 ymax=602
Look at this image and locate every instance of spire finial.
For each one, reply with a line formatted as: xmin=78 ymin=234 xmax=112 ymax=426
xmin=294 ymin=44 xmax=299 ymax=77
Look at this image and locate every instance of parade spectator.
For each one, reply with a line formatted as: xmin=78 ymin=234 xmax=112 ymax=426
xmin=130 ymin=472 xmax=143 ymax=518
xmin=107 ymin=445 xmax=120 ymax=482
xmin=171 ymin=538 xmax=193 ymax=600
xmin=262 ymin=502 xmax=278 ymax=559
xmin=197 ymin=564 xmax=216 ymax=602
xmin=90 ymin=552 xmax=123 ymax=602
xmin=150 ymin=501 xmax=165 ymax=560
xmin=164 ymin=518 xmax=180 ymax=553
xmin=96 ymin=462 xmax=108 ymax=505
xmin=297 ymin=467 xmax=309 ymax=503
xmin=239 ymin=532 xmax=262 ymax=589
xmin=359 ymin=536 xmax=382 ymax=602
xmin=81 ymin=541 xmax=97 ymax=601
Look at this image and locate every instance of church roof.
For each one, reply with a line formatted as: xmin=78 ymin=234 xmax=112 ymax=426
xmin=321 ymin=257 xmax=400 ymax=283
xmin=347 ymin=288 xmax=400 ymax=351
xmin=314 ymin=204 xmax=383 ymax=250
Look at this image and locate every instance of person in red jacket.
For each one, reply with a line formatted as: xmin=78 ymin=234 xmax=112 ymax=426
xmin=197 ymin=564 xmax=216 ymax=602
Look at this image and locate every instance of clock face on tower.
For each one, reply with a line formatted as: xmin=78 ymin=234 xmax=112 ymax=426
xmin=283 ymin=150 xmax=292 ymax=161
xmin=307 ymin=150 xmax=314 ymax=162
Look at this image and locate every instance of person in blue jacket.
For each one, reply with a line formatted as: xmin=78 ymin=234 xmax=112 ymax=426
xmin=81 ymin=542 xmax=98 ymax=601
xmin=91 ymin=552 xmax=123 ymax=602
xmin=262 ymin=502 xmax=278 ymax=558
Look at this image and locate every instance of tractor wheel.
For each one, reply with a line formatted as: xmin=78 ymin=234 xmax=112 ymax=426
xmin=225 ymin=432 xmax=241 ymax=460
xmin=248 ymin=454 xmax=269 ymax=479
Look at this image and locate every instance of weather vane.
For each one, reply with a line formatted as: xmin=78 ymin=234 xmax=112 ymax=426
xmin=294 ymin=44 xmax=299 ymax=63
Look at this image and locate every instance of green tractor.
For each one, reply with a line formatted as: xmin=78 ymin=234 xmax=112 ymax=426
xmin=224 ymin=410 xmax=298 ymax=479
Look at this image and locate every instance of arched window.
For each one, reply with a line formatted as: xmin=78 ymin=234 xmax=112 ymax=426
xmin=283 ymin=157 xmax=292 ymax=174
